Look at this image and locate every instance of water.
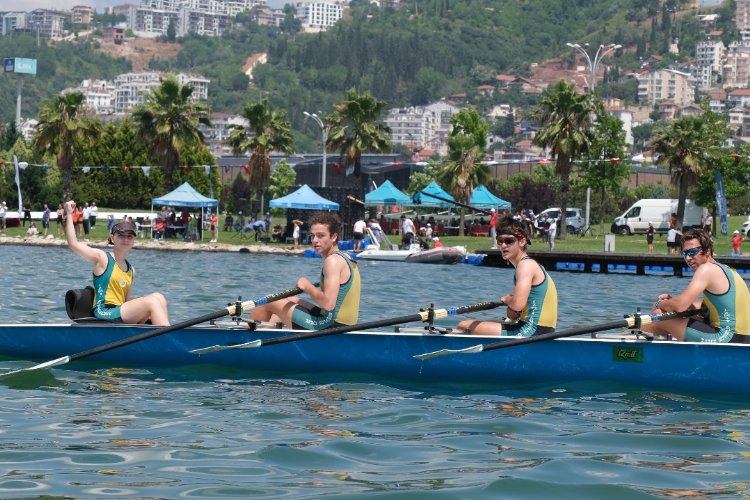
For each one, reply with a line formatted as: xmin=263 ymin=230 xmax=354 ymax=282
xmin=0 ymin=244 xmax=748 ymax=498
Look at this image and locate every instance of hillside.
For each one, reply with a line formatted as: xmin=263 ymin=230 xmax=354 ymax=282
xmin=98 ymin=38 xmax=182 ymax=73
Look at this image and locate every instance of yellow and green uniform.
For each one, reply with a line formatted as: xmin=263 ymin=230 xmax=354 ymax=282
xmin=292 ymin=251 xmax=361 ymax=330
xmin=505 ymin=257 xmax=557 ymax=337
xmin=92 ymin=253 xmax=133 ymax=321
xmin=685 ymin=262 xmax=750 ymax=343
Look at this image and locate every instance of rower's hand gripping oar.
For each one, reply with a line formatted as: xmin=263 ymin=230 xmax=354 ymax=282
xmin=1 ymin=285 xmax=309 ymax=376
xmin=190 ymin=300 xmax=504 ymax=354
xmin=414 ymin=309 xmax=699 ymax=360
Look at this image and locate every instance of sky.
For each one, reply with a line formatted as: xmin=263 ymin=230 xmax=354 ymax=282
xmin=3 ymin=0 xmax=286 ymax=11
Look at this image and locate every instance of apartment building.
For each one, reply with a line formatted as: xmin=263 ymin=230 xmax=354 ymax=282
xmin=695 ymin=39 xmax=725 ymax=90
xmin=27 ymin=9 xmax=68 ymax=39
xmin=129 ymin=0 xmax=267 ymax=37
xmin=385 ymin=101 xmax=459 ymax=157
xmin=1 ymin=12 xmax=28 ymax=35
xmin=295 ymin=1 xmax=343 ymax=31
xmin=112 ymin=72 xmax=209 ymax=115
xmin=71 ymin=5 xmax=94 ymax=24
xmin=723 ymin=41 xmax=750 ymax=88
xmin=637 ymin=68 xmax=696 ymax=107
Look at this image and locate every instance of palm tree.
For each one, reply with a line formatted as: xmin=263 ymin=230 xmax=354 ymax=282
xmin=327 ymin=89 xmax=391 ymax=180
xmin=131 ymin=76 xmax=211 ymax=191
xmin=437 ymin=108 xmax=490 ymax=237
xmin=226 ymin=99 xmax=294 ymax=212
xmin=33 ymin=92 xmax=101 ymax=201
xmin=532 ymin=80 xmax=600 ymax=239
xmin=652 ymin=107 xmax=727 ymax=229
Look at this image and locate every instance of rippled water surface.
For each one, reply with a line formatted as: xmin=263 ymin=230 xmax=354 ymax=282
xmin=0 ymin=244 xmax=748 ymax=498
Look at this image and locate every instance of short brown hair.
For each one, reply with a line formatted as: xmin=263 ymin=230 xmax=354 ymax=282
xmin=496 ymin=214 xmax=531 ymax=247
xmin=308 ymin=212 xmax=341 ymax=241
xmin=681 ymin=227 xmax=713 ymax=257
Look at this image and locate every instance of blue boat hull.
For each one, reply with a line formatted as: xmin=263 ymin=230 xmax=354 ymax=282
xmin=1 ymin=323 xmax=749 ymax=394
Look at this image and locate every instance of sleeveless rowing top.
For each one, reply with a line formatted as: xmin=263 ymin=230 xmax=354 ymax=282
xmin=515 ymin=256 xmax=557 ymax=329
xmin=320 ymin=251 xmax=360 ymax=325
xmin=93 ymin=253 xmax=134 ymax=308
xmin=703 ymin=262 xmax=750 ymax=338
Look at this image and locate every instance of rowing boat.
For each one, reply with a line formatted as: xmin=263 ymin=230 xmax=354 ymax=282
xmin=1 ymin=322 xmax=748 ymax=394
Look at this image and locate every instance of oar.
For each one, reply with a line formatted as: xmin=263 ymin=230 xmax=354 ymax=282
xmin=2 ymin=285 xmax=309 ymax=376
xmin=414 ymin=309 xmax=699 ymax=360
xmin=415 ymin=190 xmax=493 ymax=216
xmin=190 ymin=300 xmax=504 ymax=354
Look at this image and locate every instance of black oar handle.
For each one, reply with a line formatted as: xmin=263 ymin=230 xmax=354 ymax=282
xmin=481 ymin=308 xmax=698 ymax=353
xmin=419 ymin=191 xmax=493 ymax=216
xmin=261 ymin=301 xmax=504 ymax=347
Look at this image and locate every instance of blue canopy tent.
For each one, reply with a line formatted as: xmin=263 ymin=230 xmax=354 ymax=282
xmin=151 ymin=182 xmax=219 ymax=241
xmin=470 ymin=185 xmax=511 ymax=210
xmin=413 ymin=181 xmax=455 ymax=208
xmin=269 ymin=184 xmax=339 ymax=210
xmin=365 ymin=180 xmax=411 ymax=206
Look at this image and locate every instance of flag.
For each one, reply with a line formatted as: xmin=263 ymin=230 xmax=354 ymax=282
xmin=13 ymin=155 xmax=22 ymax=215
xmin=715 ymin=170 xmax=728 ymax=236
xmin=141 ymin=166 xmax=150 ymax=177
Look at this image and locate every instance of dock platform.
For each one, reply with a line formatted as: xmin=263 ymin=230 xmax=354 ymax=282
xmin=477 ymin=250 xmax=750 ymax=278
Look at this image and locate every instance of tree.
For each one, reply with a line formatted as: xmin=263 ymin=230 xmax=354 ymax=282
xmin=267 ymin=159 xmax=297 ymax=216
xmin=33 ymin=92 xmax=101 ymax=201
xmin=581 ymin=111 xmax=629 ymax=226
xmin=437 ymin=108 xmax=490 ymax=236
xmin=131 ymin=76 xmax=211 ymax=191
xmin=0 ymin=121 xmax=21 ymax=150
xmin=532 ymin=80 xmax=600 ymax=239
xmin=327 ymin=89 xmax=391 ymax=180
xmin=227 ymin=99 xmax=294 ymax=214
xmin=651 ymin=105 xmax=728 ymax=229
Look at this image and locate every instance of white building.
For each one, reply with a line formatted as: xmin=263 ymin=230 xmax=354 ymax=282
xmin=637 ymin=69 xmax=696 ymax=107
xmin=385 ymin=100 xmax=459 ymax=157
xmin=695 ymin=39 xmax=725 ymax=90
xmin=66 ymin=79 xmax=117 ymax=115
xmin=723 ymin=40 xmax=750 ymax=88
xmin=1 ymin=12 xmax=28 ymax=36
xmin=202 ymin=112 xmax=248 ymax=156
xmin=295 ymin=1 xmax=343 ymax=31
xmin=28 ymin=9 xmax=68 ymax=39
xmin=129 ymin=0 xmax=267 ymax=37
xmin=112 ymin=72 xmax=209 ymax=115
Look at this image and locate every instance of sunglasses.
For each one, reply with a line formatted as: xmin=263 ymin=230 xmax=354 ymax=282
xmin=498 ymin=236 xmax=518 ymax=246
xmin=681 ymin=247 xmax=702 ymax=258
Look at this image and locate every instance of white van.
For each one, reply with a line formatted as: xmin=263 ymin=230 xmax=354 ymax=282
xmin=611 ymin=199 xmax=706 ymax=235
xmin=536 ymin=207 xmax=585 ymax=234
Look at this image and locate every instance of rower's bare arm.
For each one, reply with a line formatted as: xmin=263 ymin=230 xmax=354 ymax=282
xmin=63 ymin=201 xmax=106 ymax=270
xmin=662 ymin=268 xmax=711 ymax=312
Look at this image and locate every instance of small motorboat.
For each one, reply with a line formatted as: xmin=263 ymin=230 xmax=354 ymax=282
xmin=355 ymin=229 xmax=466 ymax=264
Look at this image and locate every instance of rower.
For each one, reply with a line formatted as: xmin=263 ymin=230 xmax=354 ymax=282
xmin=249 ymin=212 xmax=361 ymax=330
xmin=456 ymin=214 xmax=557 ymax=337
xmin=644 ymin=228 xmax=750 ymax=343
xmin=63 ymin=200 xmax=170 ymax=326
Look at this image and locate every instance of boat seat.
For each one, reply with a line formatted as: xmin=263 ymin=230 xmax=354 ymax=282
xmin=65 ymin=286 xmax=99 ymax=322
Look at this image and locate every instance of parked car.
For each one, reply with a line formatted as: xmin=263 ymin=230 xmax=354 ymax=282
xmin=535 ymin=207 xmax=585 ymax=234
xmin=742 ymin=219 xmax=750 ymax=237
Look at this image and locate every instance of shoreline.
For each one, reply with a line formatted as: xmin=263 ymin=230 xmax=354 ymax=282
xmin=0 ymin=234 xmax=306 ymax=256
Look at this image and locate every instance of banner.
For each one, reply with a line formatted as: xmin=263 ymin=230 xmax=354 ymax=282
xmin=13 ymin=155 xmax=22 ymax=215
xmin=715 ymin=170 xmax=728 ymax=236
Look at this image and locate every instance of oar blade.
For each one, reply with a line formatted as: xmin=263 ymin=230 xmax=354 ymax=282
xmin=190 ymin=339 xmax=262 ymax=354
xmin=413 ymin=344 xmax=484 ymax=360
xmin=2 ymin=355 xmax=71 ymax=376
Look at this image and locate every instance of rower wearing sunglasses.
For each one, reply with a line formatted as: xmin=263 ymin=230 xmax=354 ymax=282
xmin=644 ymin=228 xmax=750 ymax=343
xmin=456 ymin=214 xmax=557 ymax=336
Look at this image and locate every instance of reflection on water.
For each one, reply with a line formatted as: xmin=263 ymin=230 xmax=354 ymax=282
xmin=0 ymin=245 xmax=748 ymax=498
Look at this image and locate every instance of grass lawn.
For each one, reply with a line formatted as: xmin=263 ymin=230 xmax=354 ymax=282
xmin=3 ymin=214 xmax=747 ymax=256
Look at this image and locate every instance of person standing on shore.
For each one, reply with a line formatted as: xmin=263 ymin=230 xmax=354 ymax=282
xmin=90 ymin=202 xmax=98 ymax=228
xmin=457 ymin=214 xmax=557 ymax=337
xmin=732 ymin=230 xmax=743 ymax=256
xmin=42 ymin=203 xmax=51 ymax=237
xmin=645 ymin=228 xmax=750 ymax=343
xmin=489 ymin=208 xmax=498 ymax=249
xmin=56 ymin=203 xmax=65 ymax=236
xmin=547 ymin=217 xmax=557 ymax=251
xmin=646 ymin=221 xmax=655 ymax=254
xmin=250 ymin=212 xmax=360 ymax=330
xmin=63 ymin=200 xmax=170 ymax=326
xmin=0 ymin=201 xmax=6 ymax=232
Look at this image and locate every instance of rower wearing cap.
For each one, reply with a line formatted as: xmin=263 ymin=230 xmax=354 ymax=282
xmin=456 ymin=213 xmax=557 ymax=337
xmin=63 ymin=201 xmax=170 ymax=325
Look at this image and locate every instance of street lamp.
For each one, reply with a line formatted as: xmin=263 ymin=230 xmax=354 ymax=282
xmin=303 ymin=111 xmax=330 ymax=188
xmin=566 ymin=42 xmax=621 ymax=92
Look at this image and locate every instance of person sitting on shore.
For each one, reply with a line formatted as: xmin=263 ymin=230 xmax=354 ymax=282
xmin=63 ymin=200 xmax=170 ymax=326
xmin=643 ymin=228 xmax=750 ymax=343
xmin=456 ymin=214 xmax=557 ymax=337
xmin=249 ymin=212 xmax=360 ymax=330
